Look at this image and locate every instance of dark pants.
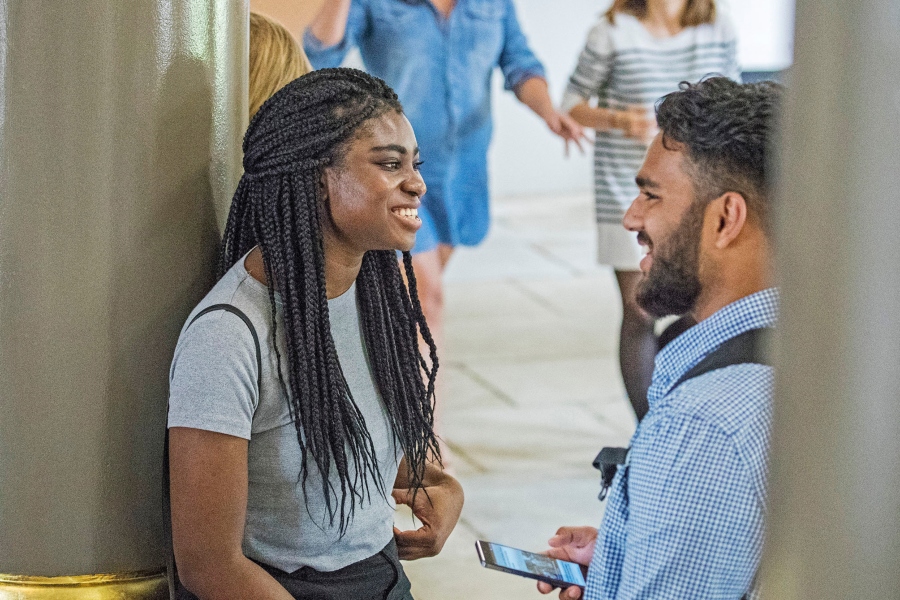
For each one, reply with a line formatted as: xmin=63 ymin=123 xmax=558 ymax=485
xmin=176 ymin=539 xmax=413 ymax=600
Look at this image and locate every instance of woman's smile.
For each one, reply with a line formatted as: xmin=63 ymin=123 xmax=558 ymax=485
xmin=391 ymin=206 xmax=422 ymax=230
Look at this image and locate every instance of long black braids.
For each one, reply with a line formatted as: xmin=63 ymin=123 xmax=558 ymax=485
xmin=220 ymin=68 xmax=440 ymax=531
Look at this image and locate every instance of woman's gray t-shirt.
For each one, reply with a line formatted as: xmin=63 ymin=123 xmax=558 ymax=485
xmin=167 ymin=256 xmax=401 ymax=573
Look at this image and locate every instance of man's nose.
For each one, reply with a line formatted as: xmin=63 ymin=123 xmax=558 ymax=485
xmin=622 ymin=197 xmax=643 ymax=232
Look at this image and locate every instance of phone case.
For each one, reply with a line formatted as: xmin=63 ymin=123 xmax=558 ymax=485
xmin=475 ymin=540 xmax=582 ymax=589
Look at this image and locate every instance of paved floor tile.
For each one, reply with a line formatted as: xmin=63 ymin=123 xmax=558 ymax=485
xmin=515 ymin=275 xmax=622 ymax=322
xmin=444 ymin=226 xmax=572 ymax=284
xmin=445 ymin=315 xmax=612 ymax=361
xmin=444 ymin=280 xmax=554 ymax=322
xmin=444 ymin=405 xmax=625 ymax=476
xmin=462 ymin=357 xmax=623 ymax=408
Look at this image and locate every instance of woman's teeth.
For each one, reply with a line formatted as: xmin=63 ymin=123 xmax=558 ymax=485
xmin=394 ymin=207 xmax=419 ymax=219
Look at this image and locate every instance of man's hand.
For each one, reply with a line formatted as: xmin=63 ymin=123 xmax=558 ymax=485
xmin=393 ymin=465 xmax=464 ymax=560
xmin=536 ymin=526 xmax=598 ymax=599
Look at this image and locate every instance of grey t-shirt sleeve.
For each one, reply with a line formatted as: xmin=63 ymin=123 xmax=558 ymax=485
xmin=167 ymin=311 xmax=259 ymax=439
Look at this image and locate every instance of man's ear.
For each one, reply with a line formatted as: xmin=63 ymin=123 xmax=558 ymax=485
xmin=709 ymin=191 xmax=748 ymax=249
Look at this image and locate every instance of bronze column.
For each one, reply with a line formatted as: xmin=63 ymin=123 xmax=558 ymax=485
xmin=0 ymin=1 xmax=246 ymax=597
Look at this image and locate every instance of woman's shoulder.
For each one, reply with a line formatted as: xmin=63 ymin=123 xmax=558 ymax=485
xmin=700 ymin=11 xmax=739 ymax=41
xmin=176 ymin=259 xmax=273 ymax=354
xmin=592 ymin=11 xmax=662 ymax=48
xmin=578 ymin=14 xmax=621 ymax=54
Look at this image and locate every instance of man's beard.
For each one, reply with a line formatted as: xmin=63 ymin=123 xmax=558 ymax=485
xmin=636 ymin=202 xmax=704 ymax=318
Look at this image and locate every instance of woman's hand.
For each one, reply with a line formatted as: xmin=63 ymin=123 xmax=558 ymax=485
xmin=544 ymin=110 xmax=589 ymax=155
xmin=613 ymin=105 xmax=658 ymax=143
xmin=392 ymin=461 xmax=464 ymax=560
xmin=514 ymin=77 xmax=589 ymax=155
xmin=536 ymin=526 xmax=598 ymax=599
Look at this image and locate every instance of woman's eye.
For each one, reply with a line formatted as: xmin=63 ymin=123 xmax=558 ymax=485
xmin=381 ymin=161 xmax=401 ymax=170
xmin=413 ymin=160 xmax=424 ymax=171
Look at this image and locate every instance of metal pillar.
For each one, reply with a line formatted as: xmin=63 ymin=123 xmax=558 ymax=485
xmin=761 ymin=0 xmax=900 ymax=597
xmin=0 ymin=1 xmax=246 ymax=597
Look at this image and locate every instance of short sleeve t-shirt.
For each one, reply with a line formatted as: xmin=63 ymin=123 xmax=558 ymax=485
xmin=167 ymin=254 xmax=402 ymax=573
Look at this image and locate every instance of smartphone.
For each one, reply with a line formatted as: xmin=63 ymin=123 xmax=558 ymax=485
xmin=475 ymin=540 xmax=586 ymax=589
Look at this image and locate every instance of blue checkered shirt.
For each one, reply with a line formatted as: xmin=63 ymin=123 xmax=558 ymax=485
xmin=585 ymin=288 xmax=779 ymax=600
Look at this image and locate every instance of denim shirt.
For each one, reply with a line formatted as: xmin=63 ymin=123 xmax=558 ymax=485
xmin=304 ymin=0 xmax=545 ymax=250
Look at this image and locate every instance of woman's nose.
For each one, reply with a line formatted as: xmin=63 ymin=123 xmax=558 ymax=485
xmin=405 ymin=172 xmax=427 ymax=198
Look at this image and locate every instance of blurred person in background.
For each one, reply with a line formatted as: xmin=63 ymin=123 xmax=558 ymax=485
xmin=302 ymin=1 xmax=586 ymax=458
xmin=562 ymin=0 xmax=740 ymax=421
xmin=249 ymin=11 xmax=314 ymax=120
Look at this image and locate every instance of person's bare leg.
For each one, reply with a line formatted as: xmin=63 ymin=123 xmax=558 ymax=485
xmin=410 ymin=244 xmax=455 ymax=466
xmin=410 ymin=244 xmax=453 ymax=362
xmin=614 ymin=270 xmax=656 ymax=421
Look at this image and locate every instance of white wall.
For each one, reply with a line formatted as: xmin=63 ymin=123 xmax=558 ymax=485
xmin=719 ymin=0 xmax=794 ymax=71
xmin=489 ymin=0 xmax=796 ymax=198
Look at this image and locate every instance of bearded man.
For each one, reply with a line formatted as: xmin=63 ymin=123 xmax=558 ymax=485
xmin=538 ymin=77 xmax=782 ymax=600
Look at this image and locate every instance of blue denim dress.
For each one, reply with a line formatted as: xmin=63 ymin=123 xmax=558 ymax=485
xmin=304 ymin=0 xmax=545 ymax=253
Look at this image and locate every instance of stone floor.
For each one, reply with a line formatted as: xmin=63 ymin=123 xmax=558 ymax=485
xmin=401 ymin=192 xmax=638 ymax=599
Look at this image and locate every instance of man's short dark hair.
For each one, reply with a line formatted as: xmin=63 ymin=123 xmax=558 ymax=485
xmin=655 ymin=77 xmax=783 ymax=229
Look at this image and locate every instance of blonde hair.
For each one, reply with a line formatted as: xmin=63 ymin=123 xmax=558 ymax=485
xmin=605 ymin=0 xmax=716 ymax=27
xmin=249 ymin=12 xmax=313 ymax=120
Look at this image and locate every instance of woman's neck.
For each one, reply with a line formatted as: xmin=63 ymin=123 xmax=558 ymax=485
xmin=322 ymin=234 xmax=363 ymax=300
xmin=429 ymin=0 xmax=455 ymax=18
xmin=643 ymin=0 xmax=687 ymax=36
xmin=243 ymin=243 xmax=361 ymax=300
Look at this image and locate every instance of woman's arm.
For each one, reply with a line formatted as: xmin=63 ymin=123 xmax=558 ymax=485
xmin=392 ymin=459 xmax=464 ymax=560
xmin=569 ymin=100 xmax=656 ymax=142
xmin=568 ymin=101 xmax=614 ymax=130
xmin=169 ymin=428 xmax=294 ymax=600
xmin=308 ymin=0 xmax=353 ymax=47
xmin=515 ymin=77 xmax=586 ymax=151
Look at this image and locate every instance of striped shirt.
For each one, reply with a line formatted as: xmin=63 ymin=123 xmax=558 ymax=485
xmin=586 ymin=288 xmax=779 ymax=600
xmin=562 ymin=13 xmax=740 ymax=225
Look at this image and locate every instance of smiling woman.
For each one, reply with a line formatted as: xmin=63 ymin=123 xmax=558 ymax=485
xmin=321 ymin=112 xmax=426 ymax=255
xmin=166 ymin=68 xmax=463 ymax=600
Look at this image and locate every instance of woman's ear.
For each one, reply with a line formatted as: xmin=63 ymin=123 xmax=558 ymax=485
xmin=711 ymin=191 xmax=748 ymax=250
xmin=319 ymin=171 xmax=329 ymax=201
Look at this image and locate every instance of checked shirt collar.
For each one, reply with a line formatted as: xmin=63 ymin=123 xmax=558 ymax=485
xmin=648 ymin=287 xmax=780 ymax=410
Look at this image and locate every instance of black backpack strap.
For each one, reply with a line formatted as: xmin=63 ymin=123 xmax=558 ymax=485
xmin=187 ymin=304 xmax=262 ymax=386
xmin=672 ymin=327 xmax=770 ymax=600
xmin=671 ymin=327 xmax=772 ymax=391
xmin=163 ymin=304 xmax=261 ymax=598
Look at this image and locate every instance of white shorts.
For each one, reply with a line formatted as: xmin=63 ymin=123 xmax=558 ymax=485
xmin=596 ymin=222 xmax=642 ymax=271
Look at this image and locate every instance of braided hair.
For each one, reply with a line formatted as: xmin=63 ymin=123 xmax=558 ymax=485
xmin=221 ymin=68 xmax=440 ymax=530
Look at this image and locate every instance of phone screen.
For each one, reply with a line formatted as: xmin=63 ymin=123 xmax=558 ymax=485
xmin=477 ymin=541 xmax=586 ymax=588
